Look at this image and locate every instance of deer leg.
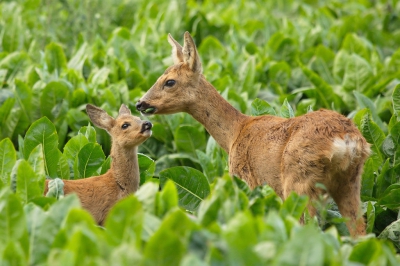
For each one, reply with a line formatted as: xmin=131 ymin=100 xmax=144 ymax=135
xmin=329 ymin=165 xmax=366 ymax=236
xmin=329 ymin=177 xmax=365 ymax=237
xmin=282 ymin=175 xmax=320 ymax=223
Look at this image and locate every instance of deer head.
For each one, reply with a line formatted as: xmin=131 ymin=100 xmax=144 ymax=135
xmin=136 ymin=32 xmax=203 ymax=115
xmin=86 ymin=104 xmax=152 ymax=147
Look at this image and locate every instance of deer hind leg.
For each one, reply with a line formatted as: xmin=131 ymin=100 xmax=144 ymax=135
xmin=328 ymin=166 xmax=366 ymax=237
xmin=282 ymin=173 xmax=323 ymax=222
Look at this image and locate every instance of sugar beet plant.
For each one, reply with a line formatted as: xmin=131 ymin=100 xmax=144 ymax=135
xmin=1 ymin=0 xmax=400 ymax=264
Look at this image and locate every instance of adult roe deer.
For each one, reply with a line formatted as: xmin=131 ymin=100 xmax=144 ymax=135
xmin=136 ymin=32 xmax=371 ymax=236
xmin=44 ymin=104 xmax=152 ymax=225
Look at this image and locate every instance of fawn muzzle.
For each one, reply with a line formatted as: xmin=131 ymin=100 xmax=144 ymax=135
xmin=140 ymin=121 xmax=153 ymax=133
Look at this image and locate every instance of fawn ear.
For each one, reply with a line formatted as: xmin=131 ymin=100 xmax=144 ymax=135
xmin=86 ymin=104 xmax=115 ymax=132
xmin=118 ymin=104 xmax=131 ymax=116
xmin=168 ymin=33 xmax=184 ymax=64
xmin=182 ymin=31 xmax=202 ymax=74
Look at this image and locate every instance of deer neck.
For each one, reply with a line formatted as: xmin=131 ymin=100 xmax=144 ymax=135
xmin=110 ymin=144 xmax=139 ymax=194
xmin=187 ymin=77 xmax=248 ymax=152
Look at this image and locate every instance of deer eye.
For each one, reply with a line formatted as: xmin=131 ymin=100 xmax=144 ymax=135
xmin=165 ymin=80 xmax=176 ymax=87
xmin=121 ymin=123 xmax=130 ymax=129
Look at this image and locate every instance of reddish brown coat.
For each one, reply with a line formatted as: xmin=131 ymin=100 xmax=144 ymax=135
xmin=44 ymin=104 xmax=152 ymax=225
xmin=136 ymin=32 xmax=370 ymax=236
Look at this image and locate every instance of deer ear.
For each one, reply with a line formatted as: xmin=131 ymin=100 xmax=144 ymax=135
xmin=118 ymin=104 xmax=131 ymax=116
xmin=182 ymin=31 xmax=202 ymax=74
xmin=168 ymin=33 xmax=184 ymax=64
xmin=86 ymin=104 xmax=115 ymax=132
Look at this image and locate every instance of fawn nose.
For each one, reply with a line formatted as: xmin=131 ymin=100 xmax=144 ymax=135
xmin=141 ymin=121 xmax=152 ymax=133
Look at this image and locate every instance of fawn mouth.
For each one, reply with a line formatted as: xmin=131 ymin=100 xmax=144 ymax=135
xmin=140 ymin=121 xmax=153 ymax=133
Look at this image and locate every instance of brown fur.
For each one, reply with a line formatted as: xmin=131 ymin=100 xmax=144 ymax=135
xmin=44 ymin=104 xmax=152 ymax=225
xmin=136 ymin=32 xmax=371 ymax=236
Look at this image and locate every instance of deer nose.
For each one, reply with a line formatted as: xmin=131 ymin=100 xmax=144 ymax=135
xmin=136 ymin=101 xmax=147 ymax=111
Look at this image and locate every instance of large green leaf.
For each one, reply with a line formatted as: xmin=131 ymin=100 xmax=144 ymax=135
xmin=15 ymin=159 xmax=44 ymax=204
xmin=174 ymin=125 xmax=206 ymax=156
xmin=393 ymin=84 xmax=400 ymax=119
xmin=342 ymin=54 xmax=373 ymax=92
xmin=40 ymin=81 xmax=69 ymax=121
xmin=142 ymin=209 xmax=194 ymax=266
xmin=105 ymin=195 xmax=143 ymax=247
xmin=0 ymin=188 xmax=26 ymax=245
xmin=159 ymin=166 xmax=210 ymax=212
xmin=23 ymin=117 xmax=59 ymax=177
xmin=77 ymin=142 xmax=105 ymax=178
xmin=138 ymin=153 xmax=155 ymax=185
xmin=0 ymin=138 xmax=16 ymax=186
xmin=360 ymin=111 xmax=385 ymax=164
xmin=279 ymin=192 xmax=309 ymax=220
xmin=251 ymin=98 xmax=276 ymax=116
xmin=45 ymin=42 xmax=67 ymax=74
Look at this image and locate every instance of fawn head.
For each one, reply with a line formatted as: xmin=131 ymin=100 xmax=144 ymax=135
xmin=86 ymin=104 xmax=152 ymax=147
xmin=136 ymin=31 xmax=203 ymax=115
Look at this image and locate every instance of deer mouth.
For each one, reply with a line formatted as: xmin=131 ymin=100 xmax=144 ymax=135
xmin=136 ymin=101 xmax=157 ymax=116
xmin=142 ymin=107 xmax=156 ymax=115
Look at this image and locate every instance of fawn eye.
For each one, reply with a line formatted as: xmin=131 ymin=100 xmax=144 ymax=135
xmin=121 ymin=123 xmax=130 ymax=129
xmin=164 ymin=80 xmax=176 ymax=87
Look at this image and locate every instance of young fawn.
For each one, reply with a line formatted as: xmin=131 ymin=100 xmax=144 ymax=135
xmin=44 ymin=104 xmax=152 ymax=225
xmin=136 ymin=32 xmax=370 ymax=236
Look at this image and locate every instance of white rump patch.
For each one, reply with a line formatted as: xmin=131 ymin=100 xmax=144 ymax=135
xmin=331 ymin=135 xmax=358 ymax=169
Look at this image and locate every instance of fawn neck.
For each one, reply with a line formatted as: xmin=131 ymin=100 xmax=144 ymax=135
xmin=187 ymin=77 xmax=248 ymax=152
xmin=110 ymin=143 xmax=139 ymax=194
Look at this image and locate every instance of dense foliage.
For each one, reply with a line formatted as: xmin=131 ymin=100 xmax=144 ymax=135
xmin=1 ymin=0 xmax=400 ymax=264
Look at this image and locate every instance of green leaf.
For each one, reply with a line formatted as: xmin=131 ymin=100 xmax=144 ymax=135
xmin=138 ymin=153 xmax=155 ymax=185
xmin=274 ymin=225 xmax=328 ymax=266
xmin=353 ymin=91 xmax=383 ymax=129
xmin=360 ymin=111 xmax=385 ymax=164
xmin=342 ymin=54 xmax=372 ymax=92
xmin=366 ymin=202 xmax=375 ymax=234
xmin=251 ymin=98 xmax=276 ymax=116
xmin=279 ymin=192 xmax=308 ymax=220
xmin=223 ymin=212 xmax=262 ymax=265
xmin=361 ymin=158 xmax=375 ymax=199
xmin=23 ymin=116 xmax=59 ymax=177
xmin=142 ymin=209 xmax=194 ymax=266
xmin=135 ymin=182 xmax=159 ymax=215
xmin=299 ymin=62 xmax=340 ymax=109
xmin=280 ymin=98 xmax=294 ymax=118
xmin=77 ymin=142 xmax=105 ymax=178
xmin=174 ymin=125 xmax=206 ymax=156
xmin=0 ymin=138 xmax=16 ymax=185
xmin=105 ymin=195 xmax=143 ymax=247
xmin=378 ymin=219 xmax=400 ymax=249
xmin=0 ymin=188 xmax=26 ymax=245
xmin=57 ymin=153 xmax=70 ymax=179
xmin=198 ymin=36 xmax=226 ymax=63
xmin=45 ymin=42 xmax=67 ymax=74
xmin=63 ymin=133 xmax=89 ymax=166
xmin=79 ymin=124 xmax=97 ymax=143
xmin=27 ymin=144 xmax=45 ymax=177
xmin=393 ymin=84 xmax=400 ymax=118
xmin=377 ymin=184 xmax=400 ymax=209
xmin=156 ymin=180 xmax=179 ymax=217
xmin=2 ymin=241 xmax=26 ymax=266
xmin=14 ymin=79 xmax=32 ymax=128
xmin=25 ymin=203 xmax=59 ymax=265
xmin=159 ymin=166 xmax=210 ymax=212
xmin=40 ymin=81 xmax=69 ymax=121
xmin=15 ymin=160 xmax=44 ymax=204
